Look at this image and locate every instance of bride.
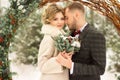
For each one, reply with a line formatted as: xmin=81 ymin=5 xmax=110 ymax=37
xmin=37 ymin=3 xmax=69 ymax=80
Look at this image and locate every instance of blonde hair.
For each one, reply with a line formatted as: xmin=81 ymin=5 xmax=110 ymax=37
xmin=41 ymin=3 xmax=64 ymax=24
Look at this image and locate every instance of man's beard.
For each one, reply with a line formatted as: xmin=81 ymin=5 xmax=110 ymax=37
xmin=69 ymin=18 xmax=76 ymax=31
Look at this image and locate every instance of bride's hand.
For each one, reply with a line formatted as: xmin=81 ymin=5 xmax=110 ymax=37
xmin=61 ymin=51 xmax=73 ymax=59
xmin=56 ymin=51 xmax=73 ymax=69
xmin=56 ymin=51 xmax=65 ymax=60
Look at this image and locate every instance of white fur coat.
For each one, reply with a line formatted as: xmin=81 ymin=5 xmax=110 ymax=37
xmin=37 ymin=24 xmax=69 ymax=80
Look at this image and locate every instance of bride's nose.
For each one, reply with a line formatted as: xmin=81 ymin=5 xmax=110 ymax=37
xmin=58 ymin=19 xmax=64 ymax=24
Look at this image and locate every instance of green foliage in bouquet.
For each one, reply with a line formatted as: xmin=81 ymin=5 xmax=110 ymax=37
xmin=53 ymin=34 xmax=74 ymax=53
xmin=52 ymin=34 xmax=80 ymax=53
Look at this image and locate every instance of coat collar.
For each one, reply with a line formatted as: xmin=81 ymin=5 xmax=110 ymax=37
xmin=41 ymin=24 xmax=64 ymax=37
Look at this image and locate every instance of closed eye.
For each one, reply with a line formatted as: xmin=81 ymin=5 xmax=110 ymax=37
xmin=61 ymin=18 xmax=65 ymax=20
xmin=53 ymin=18 xmax=57 ymax=20
xmin=65 ymin=16 xmax=68 ymax=20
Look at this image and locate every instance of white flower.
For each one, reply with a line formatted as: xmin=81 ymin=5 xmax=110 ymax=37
xmin=64 ymin=26 xmax=69 ymax=30
xmin=17 ymin=0 xmax=20 ymax=5
xmin=22 ymin=9 xmax=26 ymax=13
xmin=71 ymin=41 xmax=80 ymax=48
xmin=18 ymin=5 xmax=24 ymax=10
xmin=60 ymin=35 xmax=67 ymax=40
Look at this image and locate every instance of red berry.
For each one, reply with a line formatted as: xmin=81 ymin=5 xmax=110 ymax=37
xmin=0 ymin=37 xmax=4 ymax=43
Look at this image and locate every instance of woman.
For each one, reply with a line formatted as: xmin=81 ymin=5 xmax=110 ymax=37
xmin=37 ymin=3 xmax=69 ymax=80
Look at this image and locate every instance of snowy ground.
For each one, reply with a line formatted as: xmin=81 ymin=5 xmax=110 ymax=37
xmin=10 ymin=63 xmax=116 ymax=80
xmin=9 ymin=49 xmax=117 ymax=80
xmin=10 ymin=63 xmax=41 ymax=80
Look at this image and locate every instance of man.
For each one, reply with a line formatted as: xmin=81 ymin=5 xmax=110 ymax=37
xmin=56 ymin=2 xmax=106 ymax=80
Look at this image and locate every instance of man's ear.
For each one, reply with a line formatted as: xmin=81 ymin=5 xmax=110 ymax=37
xmin=76 ymin=12 xmax=79 ymax=18
xmin=74 ymin=11 xmax=80 ymax=20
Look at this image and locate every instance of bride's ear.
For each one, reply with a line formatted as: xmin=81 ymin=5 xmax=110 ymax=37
xmin=46 ymin=19 xmax=50 ymax=23
xmin=46 ymin=19 xmax=49 ymax=22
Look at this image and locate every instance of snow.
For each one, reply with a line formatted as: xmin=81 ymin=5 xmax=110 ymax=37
xmin=10 ymin=63 xmax=41 ymax=80
xmin=9 ymin=49 xmax=116 ymax=80
xmin=10 ymin=63 xmax=116 ymax=80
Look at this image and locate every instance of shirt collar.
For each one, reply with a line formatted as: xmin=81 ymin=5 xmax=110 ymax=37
xmin=80 ymin=22 xmax=88 ymax=32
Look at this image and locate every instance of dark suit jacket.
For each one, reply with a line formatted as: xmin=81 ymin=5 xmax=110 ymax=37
xmin=70 ymin=24 xmax=106 ymax=80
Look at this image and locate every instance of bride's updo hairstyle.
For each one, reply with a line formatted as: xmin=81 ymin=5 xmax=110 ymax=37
xmin=41 ymin=3 xmax=64 ymax=24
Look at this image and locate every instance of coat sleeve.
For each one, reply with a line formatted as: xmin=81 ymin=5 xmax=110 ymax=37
xmin=73 ymin=32 xmax=106 ymax=75
xmin=37 ymin=35 xmax=63 ymax=74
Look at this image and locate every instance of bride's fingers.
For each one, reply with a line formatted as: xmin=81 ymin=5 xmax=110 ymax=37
xmin=68 ymin=54 xmax=72 ymax=58
xmin=63 ymin=53 xmax=72 ymax=59
xmin=62 ymin=51 xmax=66 ymax=54
xmin=68 ymin=51 xmax=73 ymax=55
xmin=58 ymin=51 xmax=73 ymax=59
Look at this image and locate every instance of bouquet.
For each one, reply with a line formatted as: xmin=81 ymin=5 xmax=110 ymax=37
xmin=52 ymin=34 xmax=81 ymax=54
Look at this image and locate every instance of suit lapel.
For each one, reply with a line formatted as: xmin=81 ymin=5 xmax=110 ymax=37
xmin=79 ymin=24 xmax=90 ymax=40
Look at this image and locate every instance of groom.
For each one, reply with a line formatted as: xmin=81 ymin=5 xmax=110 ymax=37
xmin=56 ymin=2 xmax=106 ymax=80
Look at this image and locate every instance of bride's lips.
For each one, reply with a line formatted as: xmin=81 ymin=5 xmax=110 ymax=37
xmin=57 ymin=25 xmax=63 ymax=27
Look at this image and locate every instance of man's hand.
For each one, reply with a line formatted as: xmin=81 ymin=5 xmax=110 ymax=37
xmin=56 ymin=52 xmax=72 ymax=69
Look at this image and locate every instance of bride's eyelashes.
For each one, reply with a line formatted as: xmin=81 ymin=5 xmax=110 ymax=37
xmin=61 ymin=18 xmax=65 ymax=20
xmin=53 ymin=18 xmax=57 ymax=21
xmin=53 ymin=17 xmax=65 ymax=21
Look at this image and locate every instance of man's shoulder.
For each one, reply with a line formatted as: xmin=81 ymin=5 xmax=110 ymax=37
xmin=87 ymin=25 xmax=105 ymax=38
xmin=87 ymin=25 xmax=102 ymax=34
